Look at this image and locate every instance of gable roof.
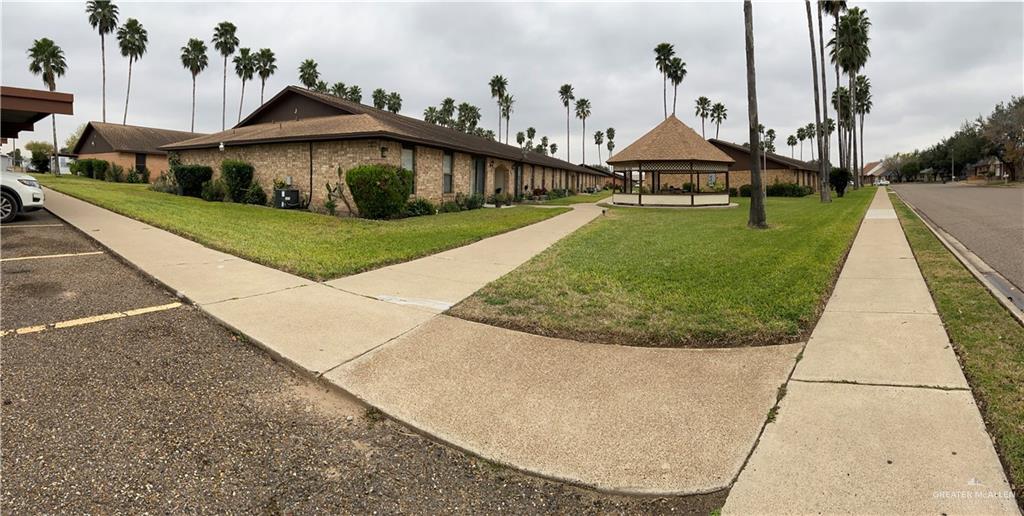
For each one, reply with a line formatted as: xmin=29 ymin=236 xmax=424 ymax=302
xmin=164 ymin=86 xmax=595 ymax=174
xmin=708 ymin=138 xmax=816 ymax=172
xmin=72 ymin=122 xmax=205 ymax=156
xmin=861 ymin=160 xmax=883 ymax=176
xmin=606 ymin=115 xmax=733 ymax=165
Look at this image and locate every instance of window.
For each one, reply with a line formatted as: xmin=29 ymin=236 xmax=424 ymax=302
xmin=442 ymin=151 xmax=454 ymax=194
xmin=135 ymin=153 xmax=147 ymax=173
xmin=401 ymin=145 xmax=415 ymax=193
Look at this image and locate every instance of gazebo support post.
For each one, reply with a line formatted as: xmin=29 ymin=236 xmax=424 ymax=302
xmin=638 ymin=163 xmax=643 ymax=206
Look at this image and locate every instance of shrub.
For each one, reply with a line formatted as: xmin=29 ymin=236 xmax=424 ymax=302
xmin=439 ymin=201 xmax=461 ymax=213
xmin=830 ymin=167 xmax=851 ymax=197
xmin=92 ymin=160 xmax=110 ymax=181
xmin=405 ymin=197 xmax=437 ymax=217
xmin=728 ymin=187 xmax=739 ymax=197
xmin=344 ymin=164 xmax=413 ymax=219
xmin=766 ymin=182 xmax=811 ymax=197
xmin=149 ymin=172 xmax=177 ymax=194
xmin=738 ymin=184 xmax=752 ymax=197
xmin=201 ymin=178 xmax=227 ymax=201
xmin=532 ymin=187 xmax=548 ymax=197
xmin=172 ymin=164 xmax=214 ymax=197
xmin=105 ymin=163 xmax=125 ymax=182
xmin=243 ymin=182 xmax=268 ymax=205
xmin=69 ymin=161 xmax=81 ymax=176
xmin=139 ymin=168 xmax=150 ymax=183
xmin=221 ymin=159 xmax=254 ymax=202
xmin=488 ymin=192 xmax=512 ymax=207
xmin=125 ymin=168 xmax=143 ymax=184
xmin=465 ymin=193 xmax=485 ymax=210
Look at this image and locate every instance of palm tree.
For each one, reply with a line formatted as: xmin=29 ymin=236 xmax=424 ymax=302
xmin=668 ymin=57 xmax=687 ymax=115
xmin=653 ymin=42 xmax=675 ymax=119
xmin=743 ymin=1 xmax=767 ymax=229
xmin=232 ymin=48 xmax=254 ymax=123
xmin=796 ymin=126 xmax=807 ymax=160
xmin=821 ymin=1 xmax=847 ymax=170
xmin=254 ymin=48 xmax=277 ymax=104
xmin=832 ymin=7 xmax=871 ymax=187
xmin=313 ymin=80 xmax=328 ymax=94
xmin=558 ymin=84 xmax=575 ymax=163
xmin=330 ymin=81 xmax=347 ymax=97
xmin=805 ymin=123 xmax=817 ymax=161
xmin=86 ymin=0 xmax=118 ymax=123
xmin=516 ymin=131 xmax=526 ymax=149
xmin=805 ymin=0 xmax=830 ymax=202
xmin=211 ymin=21 xmax=238 ymax=131
xmin=500 ymin=93 xmax=514 ymax=144
xmin=607 ymin=140 xmax=615 ymax=159
xmin=180 ymin=38 xmax=208 ymax=132
xmin=855 ymin=74 xmax=872 ymax=184
xmin=298 ymin=59 xmax=319 ymax=89
xmin=575 ymin=98 xmax=591 ymax=164
xmin=594 ymin=130 xmax=605 ymax=163
xmin=787 ymin=134 xmax=798 ymax=158
xmin=423 ymin=106 xmax=440 ymax=124
xmin=439 ymin=98 xmax=456 ymax=127
xmin=116 ymin=18 xmax=147 ymax=125
xmin=694 ymin=96 xmax=712 ymax=138
xmin=346 ymin=86 xmax=362 ymax=103
xmin=489 ymin=75 xmax=508 ymax=141
xmin=526 ymin=127 xmax=537 ymax=147
xmin=710 ymin=103 xmax=727 ymax=139
xmin=28 ymin=38 xmax=67 ymax=173
xmin=386 ymin=92 xmax=402 ymax=113
xmin=549 ymin=143 xmax=558 ymax=156
xmin=371 ymin=88 xmax=387 ymax=109
xmin=606 ymin=127 xmax=616 ymax=158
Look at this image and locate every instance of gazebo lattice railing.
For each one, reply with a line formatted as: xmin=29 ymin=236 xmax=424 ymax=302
xmin=612 ymin=160 xmax=731 ymax=207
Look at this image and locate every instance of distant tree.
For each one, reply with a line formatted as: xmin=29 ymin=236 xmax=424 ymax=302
xmin=489 ymin=75 xmax=508 ymax=141
xmin=116 ymin=18 xmax=147 ymax=125
xmin=500 ymin=93 xmax=515 ymax=144
xmin=254 ymin=48 xmax=276 ymax=104
xmin=298 ymin=59 xmax=319 ymax=89
xmin=423 ymin=106 xmax=440 ymax=124
xmin=668 ymin=57 xmax=687 ymax=115
xmin=313 ymin=81 xmax=328 ymax=94
xmin=180 ymin=38 xmax=208 ymax=131
xmin=516 ymin=131 xmax=526 ymax=148
xmin=806 ymin=122 xmax=818 ymax=161
xmin=86 ymin=0 xmax=119 ymax=122
xmin=27 ymin=38 xmax=67 ymax=173
xmin=386 ymin=91 xmax=402 ymax=113
xmin=855 ymin=74 xmax=872 ymax=180
xmin=796 ymin=126 xmax=808 ymax=159
xmin=654 ymin=42 xmax=675 ymax=119
xmin=787 ymin=134 xmax=798 ymax=157
xmin=232 ymin=47 xmax=254 ymax=122
xmin=594 ymin=130 xmax=605 ymax=164
xmin=575 ymin=98 xmax=591 ymax=164
xmin=549 ymin=143 xmax=558 ymax=156
xmin=558 ymin=84 xmax=574 ymax=162
xmin=438 ymin=98 xmax=456 ymax=127
xmin=346 ymin=85 xmax=363 ymax=103
xmin=456 ymin=103 xmax=481 ymax=132
xmin=211 ymin=21 xmax=239 ymax=130
xmin=980 ymin=96 xmax=1023 ymax=180
xmin=330 ymin=81 xmax=347 ymax=97
xmin=371 ymin=88 xmax=387 ymax=109
xmin=710 ymin=102 xmax=727 ymax=139
xmin=26 ymin=141 xmax=54 ymax=172
xmin=694 ymin=96 xmax=712 ymax=137
xmin=64 ymin=123 xmax=86 ymax=152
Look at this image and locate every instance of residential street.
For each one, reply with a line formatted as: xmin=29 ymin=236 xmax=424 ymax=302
xmin=0 ymin=210 xmax=723 ymax=514
xmin=891 ymin=183 xmax=1024 ymax=291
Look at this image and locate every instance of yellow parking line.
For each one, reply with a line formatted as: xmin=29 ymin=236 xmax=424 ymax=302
xmin=1 ymin=251 xmax=104 ymax=262
xmin=2 ymin=302 xmax=183 ymax=337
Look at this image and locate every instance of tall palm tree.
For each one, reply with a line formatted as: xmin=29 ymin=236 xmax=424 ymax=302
xmin=855 ymin=74 xmax=872 ymax=184
xmin=500 ymin=93 xmax=514 ymax=144
xmin=549 ymin=143 xmax=558 ymax=156
xmin=180 ymin=38 xmax=208 ymax=132
xmin=787 ymin=134 xmax=798 ymax=158
xmin=255 ymin=48 xmax=276 ymax=104
xmin=594 ymin=130 xmax=605 ymax=163
xmin=710 ymin=102 xmax=727 ymax=139
xmin=796 ymin=126 xmax=807 ymax=160
xmin=606 ymin=127 xmax=616 ymax=159
xmin=371 ymin=88 xmax=387 ymax=109
xmin=805 ymin=122 xmax=817 ymax=161
xmin=516 ymin=131 xmax=526 ymax=149
xmin=558 ymin=84 xmax=575 ymax=163
xmin=211 ymin=21 xmax=239 ymax=131
xmin=489 ymin=75 xmax=508 ymax=141
xmin=346 ymin=86 xmax=362 ymax=103
xmin=298 ymin=59 xmax=319 ymax=89
xmin=805 ymin=0 xmax=831 ymax=201
xmin=27 ymin=38 xmax=67 ymax=173
xmin=386 ymin=91 xmax=402 ymax=113
xmin=607 ymin=140 xmax=615 ymax=159
xmin=314 ymin=80 xmax=328 ymax=94
xmin=822 ymin=1 xmax=847 ymax=170
xmin=439 ymin=97 xmax=456 ymax=127
xmin=330 ymin=81 xmax=347 ymax=97
xmin=743 ymin=1 xmax=766 ymax=228
xmin=694 ymin=96 xmax=712 ymax=138
xmin=116 ymin=18 xmax=147 ymax=125
xmin=667 ymin=57 xmax=687 ymax=115
xmin=832 ymin=7 xmax=871 ymax=187
xmin=86 ymin=0 xmax=118 ymax=123
xmin=575 ymin=98 xmax=591 ymax=165
xmin=233 ymin=47 xmax=254 ymax=122
xmin=653 ymin=42 xmax=675 ymax=119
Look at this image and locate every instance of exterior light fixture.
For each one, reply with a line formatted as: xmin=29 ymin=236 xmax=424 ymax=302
xmin=218 ymin=142 xmax=225 ymax=152
xmin=380 ymin=146 xmax=388 ymax=158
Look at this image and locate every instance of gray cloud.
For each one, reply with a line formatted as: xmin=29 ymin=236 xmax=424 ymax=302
xmin=3 ymin=1 xmax=1021 ymax=164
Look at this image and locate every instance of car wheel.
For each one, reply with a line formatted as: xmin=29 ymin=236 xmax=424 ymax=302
xmin=1 ymin=191 xmax=17 ymax=223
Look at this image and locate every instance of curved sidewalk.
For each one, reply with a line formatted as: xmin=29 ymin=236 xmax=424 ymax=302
xmin=42 ymin=189 xmax=800 ymax=495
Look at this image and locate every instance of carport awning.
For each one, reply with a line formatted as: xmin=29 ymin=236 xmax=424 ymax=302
xmin=1 ymin=86 xmax=74 ymax=139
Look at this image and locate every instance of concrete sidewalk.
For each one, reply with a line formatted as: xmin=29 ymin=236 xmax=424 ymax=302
xmin=724 ymin=188 xmax=1019 ymax=514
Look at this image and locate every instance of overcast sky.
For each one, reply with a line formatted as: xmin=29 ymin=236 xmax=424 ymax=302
xmin=3 ymin=1 xmax=1022 ymax=165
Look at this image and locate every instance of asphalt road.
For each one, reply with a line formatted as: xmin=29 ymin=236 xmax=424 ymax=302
xmin=892 ymin=183 xmax=1024 ymax=291
xmin=1 ymin=210 xmax=724 ymax=514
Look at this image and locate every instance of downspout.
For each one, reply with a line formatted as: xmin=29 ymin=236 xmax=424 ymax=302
xmin=305 ymin=141 xmax=313 ymax=209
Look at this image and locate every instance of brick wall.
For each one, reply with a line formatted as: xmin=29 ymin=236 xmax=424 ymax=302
xmin=728 ymin=169 xmax=818 ymax=192
xmin=77 ymin=151 xmax=170 ymax=183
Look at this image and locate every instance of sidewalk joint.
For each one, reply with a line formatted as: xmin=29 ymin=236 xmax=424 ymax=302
xmin=790 ymin=378 xmax=969 ymax=391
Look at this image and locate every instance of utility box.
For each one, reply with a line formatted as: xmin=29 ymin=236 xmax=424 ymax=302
xmin=274 ymin=188 xmax=300 ymax=209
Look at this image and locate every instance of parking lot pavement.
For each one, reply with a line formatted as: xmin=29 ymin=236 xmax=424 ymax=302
xmin=1 ymin=211 xmax=724 ymax=514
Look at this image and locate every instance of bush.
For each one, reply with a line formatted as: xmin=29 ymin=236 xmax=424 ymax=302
xmin=125 ymin=167 xmax=146 ymax=184
xmin=488 ymin=192 xmax=512 ymax=207
xmin=243 ymin=182 xmax=268 ymax=205
xmin=766 ymin=182 xmax=811 ymax=197
xmin=344 ymin=164 xmax=413 ymax=219
xmin=738 ymin=184 xmax=752 ymax=197
xmin=221 ymin=159 xmax=254 ymax=202
xmin=149 ymin=172 xmax=177 ymax=194
xmin=728 ymin=187 xmax=739 ymax=197
xmin=547 ymin=188 xmax=568 ymax=200
xmin=404 ymin=197 xmax=436 ymax=217
xmin=92 ymin=160 xmax=110 ymax=181
xmin=439 ymin=201 xmax=461 ymax=213
xmin=172 ymin=164 xmax=214 ymax=197
xmin=201 ymin=178 xmax=227 ymax=201
xmin=105 ymin=163 xmax=125 ymax=182
xmin=464 ymin=193 xmax=485 ymax=210
xmin=830 ymin=167 xmax=851 ymax=197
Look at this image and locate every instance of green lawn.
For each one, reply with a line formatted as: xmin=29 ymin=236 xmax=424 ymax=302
xmin=37 ymin=175 xmax=568 ymax=280
xmin=539 ymin=189 xmax=612 ymax=205
xmin=450 ymin=188 xmax=874 ymax=347
xmin=892 ymin=193 xmax=1024 ymax=499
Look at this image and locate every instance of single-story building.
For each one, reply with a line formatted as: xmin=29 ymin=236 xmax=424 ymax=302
xmin=861 ymin=160 xmax=896 ymax=184
xmin=162 ymin=86 xmax=609 ymax=212
xmin=967 ymin=156 xmax=1010 ymax=180
xmin=72 ymin=122 xmax=205 ymax=180
xmin=708 ymin=139 xmax=819 ymax=192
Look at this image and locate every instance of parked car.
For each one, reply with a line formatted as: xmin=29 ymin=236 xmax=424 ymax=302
xmin=1 ymin=171 xmax=45 ymax=223
xmin=876 ymin=179 xmax=890 ymax=186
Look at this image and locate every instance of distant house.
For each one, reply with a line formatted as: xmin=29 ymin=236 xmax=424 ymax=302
xmin=861 ymin=160 xmax=884 ymax=183
xmin=967 ymin=156 xmax=1009 ymax=180
xmin=709 ymin=139 xmax=818 ymax=192
xmin=71 ymin=122 xmax=205 ymax=180
xmin=163 ymin=86 xmax=609 ymax=212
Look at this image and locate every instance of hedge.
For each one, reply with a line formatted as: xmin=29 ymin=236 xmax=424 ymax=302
xmin=344 ymin=164 xmax=413 ymax=219
xmin=766 ymin=182 xmax=812 ymax=197
xmin=221 ymin=159 xmax=254 ymax=202
xmin=173 ymin=164 xmax=214 ymax=197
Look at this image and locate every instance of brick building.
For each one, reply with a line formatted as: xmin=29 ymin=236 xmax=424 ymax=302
xmin=72 ymin=122 xmax=205 ymax=180
xmin=708 ymin=139 xmax=819 ymax=192
xmin=162 ymin=86 xmax=608 ymax=212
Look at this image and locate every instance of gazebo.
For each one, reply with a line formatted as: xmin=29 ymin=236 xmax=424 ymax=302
xmin=606 ymin=115 xmax=735 ymax=207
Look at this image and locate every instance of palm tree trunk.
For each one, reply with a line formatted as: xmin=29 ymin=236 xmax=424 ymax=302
xmin=505 ymin=115 xmax=510 ymax=145
xmin=859 ymin=112 xmax=865 ymax=187
xmin=123 ymin=59 xmax=133 ymax=125
xmin=597 ymin=144 xmax=602 ymax=164
xmin=663 ymin=73 xmax=667 ymax=119
xmin=716 ymin=122 xmax=721 ymax=139
xmin=260 ymin=79 xmax=266 ymax=105
xmin=191 ymin=76 xmax=197 ymax=132
xmin=581 ymin=118 xmax=586 ymax=165
xmin=672 ymin=85 xmax=678 ymax=115
xmin=744 ymin=0 xmax=767 ymax=229
xmin=566 ymin=105 xmax=571 ymax=163
xmin=497 ymin=103 xmax=501 ymax=143
xmin=849 ymin=73 xmax=858 ymax=188
xmin=818 ymin=5 xmax=830 ymax=169
xmin=222 ymin=56 xmax=227 ymax=131
xmin=238 ymin=79 xmax=246 ymax=123
xmin=101 ymin=35 xmax=107 ymax=123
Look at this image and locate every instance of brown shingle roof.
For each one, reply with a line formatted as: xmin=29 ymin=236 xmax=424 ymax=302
xmin=708 ymin=139 xmax=816 ymax=172
xmin=73 ymin=122 xmax=205 ymax=156
xmin=606 ymin=115 xmax=733 ymax=165
xmin=165 ymin=86 xmax=595 ymax=175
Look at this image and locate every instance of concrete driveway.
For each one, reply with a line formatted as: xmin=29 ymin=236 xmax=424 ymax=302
xmin=891 ymin=183 xmax=1024 ymax=290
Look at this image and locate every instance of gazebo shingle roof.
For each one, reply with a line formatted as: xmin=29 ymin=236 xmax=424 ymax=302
xmin=606 ymin=115 xmax=733 ymax=165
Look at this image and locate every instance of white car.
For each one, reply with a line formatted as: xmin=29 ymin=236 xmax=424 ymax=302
xmin=1 ymin=171 xmax=45 ymax=223
xmin=876 ymin=179 xmax=890 ymax=186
